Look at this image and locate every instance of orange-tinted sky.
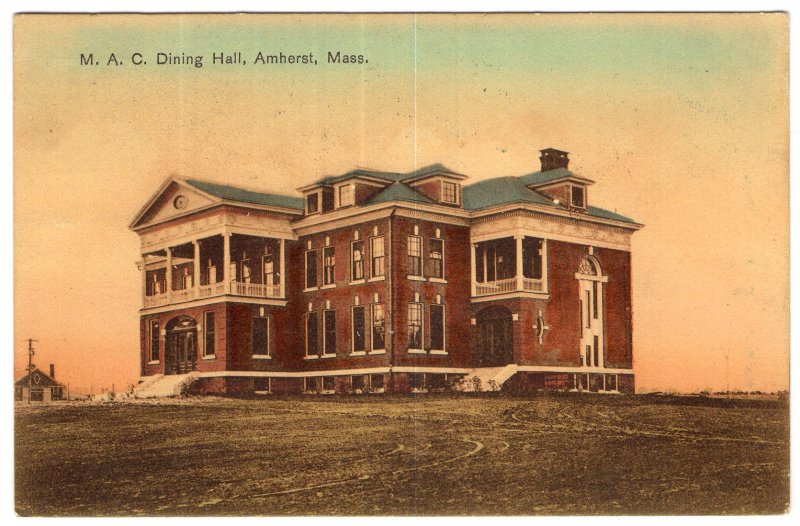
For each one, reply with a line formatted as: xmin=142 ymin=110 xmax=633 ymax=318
xmin=13 ymin=13 xmax=788 ymax=394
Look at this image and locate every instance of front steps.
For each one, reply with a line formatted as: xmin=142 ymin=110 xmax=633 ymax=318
xmin=134 ymin=373 xmax=197 ymax=398
xmin=462 ymin=364 xmax=519 ymax=391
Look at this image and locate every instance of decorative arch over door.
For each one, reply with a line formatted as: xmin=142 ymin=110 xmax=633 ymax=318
xmin=475 ymin=305 xmax=514 ymax=367
xmin=165 ymin=315 xmax=198 ymax=375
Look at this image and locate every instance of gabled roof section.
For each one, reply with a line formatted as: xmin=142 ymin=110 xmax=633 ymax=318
xmin=519 ymin=168 xmax=595 ymax=187
xmin=185 ymin=179 xmax=304 ymax=211
xmin=15 ymin=367 xmax=63 ymax=387
xmin=303 ymin=163 xmax=465 ymax=190
xmin=363 ymin=181 xmax=434 ymax=206
xmin=463 ymin=176 xmax=556 ymax=211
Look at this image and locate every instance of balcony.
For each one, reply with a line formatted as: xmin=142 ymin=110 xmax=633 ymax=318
xmin=141 ymin=232 xmax=287 ymax=309
xmin=471 ymin=235 xmax=548 ymax=299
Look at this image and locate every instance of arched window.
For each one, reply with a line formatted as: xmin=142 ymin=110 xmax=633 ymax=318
xmin=577 ymin=256 xmax=602 ymax=277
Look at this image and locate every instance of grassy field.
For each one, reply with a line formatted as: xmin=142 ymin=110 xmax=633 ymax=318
xmin=15 ymin=393 xmax=789 ymax=516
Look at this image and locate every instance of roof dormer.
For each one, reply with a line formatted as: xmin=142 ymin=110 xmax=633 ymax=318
xmin=522 ymin=148 xmax=594 ymax=211
xmin=404 ymin=165 xmax=467 ymax=207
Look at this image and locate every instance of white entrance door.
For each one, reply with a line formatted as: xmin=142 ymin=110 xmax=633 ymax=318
xmin=578 ymin=275 xmax=604 ymax=369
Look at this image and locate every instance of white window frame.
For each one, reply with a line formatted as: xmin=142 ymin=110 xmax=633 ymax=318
xmin=252 ymin=316 xmax=272 ymax=359
xmin=350 ymin=240 xmax=365 ymax=283
xmin=570 ymin=184 xmax=587 ymax=209
xmin=369 ymin=236 xmax=385 ymax=279
xmin=305 ymin=311 xmax=319 ymax=358
xmin=337 ymin=183 xmax=355 ymax=208
xmin=322 ymin=245 xmax=336 ymax=287
xmin=304 ymin=249 xmax=319 ymax=291
xmin=305 ymin=190 xmax=321 ymax=215
xmin=322 ymin=309 xmax=337 ymax=358
xmin=370 ymin=303 xmax=386 ymax=353
xmin=148 ymin=319 xmax=160 ymax=363
xmin=407 ymin=235 xmax=423 ymax=278
xmin=441 ymin=180 xmax=460 ymax=205
xmin=429 ymin=303 xmax=446 ymax=354
xmin=351 ymin=305 xmax=367 ymax=356
xmin=428 ymin=237 xmax=446 ymax=282
xmin=407 ymin=302 xmax=425 ymax=353
xmin=202 ymin=311 xmax=215 ymax=359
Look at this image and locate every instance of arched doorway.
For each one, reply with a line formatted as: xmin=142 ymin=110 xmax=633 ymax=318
xmin=576 ymin=256 xmax=606 ymax=372
xmin=165 ymin=316 xmax=197 ymax=374
xmin=475 ymin=305 xmax=514 ymax=367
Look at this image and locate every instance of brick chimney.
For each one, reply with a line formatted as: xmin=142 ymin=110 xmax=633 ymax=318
xmin=540 ymin=148 xmax=569 ymax=171
xmin=49 ymin=364 xmax=55 ymax=379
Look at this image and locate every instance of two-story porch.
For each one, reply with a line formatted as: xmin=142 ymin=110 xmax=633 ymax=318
xmin=140 ymin=232 xmax=287 ymax=308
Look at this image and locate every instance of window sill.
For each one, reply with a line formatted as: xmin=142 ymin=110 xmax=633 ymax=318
xmin=349 ymin=279 xmax=366 ymax=286
xmin=304 ymin=355 xmax=319 ymax=360
xmin=430 ymin=350 xmax=448 ymax=355
xmin=367 ymin=276 xmax=386 ymax=283
xmin=320 ymin=283 xmax=336 ymax=290
xmin=321 ymin=354 xmax=337 ymax=359
xmin=407 ymin=275 xmax=425 ymax=281
xmin=201 ymin=355 xmax=216 ymax=361
xmin=428 ymin=277 xmax=447 ymax=284
xmin=408 ymin=349 xmax=426 ymax=354
xmin=303 ymin=286 xmax=319 ymax=293
xmin=147 ymin=360 xmax=160 ymax=365
xmin=254 ymin=390 xmax=273 ymax=395
xmin=369 ymin=349 xmax=387 ymax=355
xmin=349 ymin=351 xmax=367 ymax=356
xmin=253 ymin=355 xmax=272 ymax=360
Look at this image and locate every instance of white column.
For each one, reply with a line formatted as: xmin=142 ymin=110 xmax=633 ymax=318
xmin=279 ymin=238 xmax=286 ymax=298
xmin=165 ymin=247 xmax=173 ymax=300
xmin=470 ymin=242 xmax=477 ymax=297
xmin=515 ymin=234 xmax=524 ymax=291
xmin=193 ymin=240 xmax=201 ymax=297
xmin=140 ymin=256 xmax=147 ymax=303
xmin=223 ymin=233 xmax=231 ymax=294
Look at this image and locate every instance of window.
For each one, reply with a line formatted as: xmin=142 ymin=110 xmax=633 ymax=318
xmin=203 ymin=312 xmax=215 ymax=357
xmin=252 ymin=317 xmax=270 ymax=356
xmin=338 ymin=184 xmax=354 ymax=207
xmin=322 ymin=376 xmax=336 ymax=392
xmin=352 ymin=306 xmax=366 ymax=353
xmin=149 ymin=320 xmax=160 ymax=362
xmin=323 ymin=310 xmax=336 ymax=356
xmin=306 ymin=192 xmax=319 ymax=214
xmin=240 ymin=257 xmax=251 ymax=283
xmin=571 ymin=186 xmax=585 ymax=208
xmin=371 ymin=237 xmax=385 ymax=278
xmin=407 ymin=236 xmax=422 ymax=276
xmin=522 ymin=238 xmax=543 ymax=280
xmin=305 ymin=250 xmax=318 ymax=288
xmin=351 ymin=241 xmax=364 ymax=281
xmin=306 ymin=312 xmax=318 ymax=356
xmin=371 ymin=374 xmax=385 ymax=390
xmin=430 ymin=304 xmax=444 ymax=351
xmin=182 ymin=267 xmax=193 ymax=289
xmin=408 ymin=303 xmax=423 ymax=350
xmin=323 ymin=246 xmax=335 ymax=285
xmin=442 ymin=181 xmax=458 ymax=204
xmin=263 ymin=251 xmax=274 ymax=286
xmin=254 ymin=377 xmax=271 ymax=394
xmin=371 ymin=303 xmax=386 ymax=351
xmin=428 ymin=238 xmax=444 ymax=279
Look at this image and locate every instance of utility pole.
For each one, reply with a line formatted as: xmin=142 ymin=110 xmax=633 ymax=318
xmin=27 ymin=338 xmax=37 ymax=405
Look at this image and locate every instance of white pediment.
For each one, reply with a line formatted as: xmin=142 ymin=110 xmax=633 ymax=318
xmin=130 ymin=178 xmax=220 ymax=230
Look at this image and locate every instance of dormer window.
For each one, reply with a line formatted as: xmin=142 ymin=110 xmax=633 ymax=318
xmin=306 ymin=192 xmax=319 ymax=214
xmin=338 ymin=184 xmax=355 ymax=208
xmin=571 ymin=186 xmax=586 ymax=209
xmin=441 ymin=181 xmax=459 ymax=204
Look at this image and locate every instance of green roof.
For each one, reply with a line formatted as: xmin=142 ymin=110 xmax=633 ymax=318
xmin=364 ymin=182 xmax=433 ymax=206
xmin=585 ymin=206 xmax=635 ymax=223
xmin=313 ymin=163 xmax=459 ymax=186
xmin=463 ymin=176 xmax=556 ymax=210
xmin=186 ymin=179 xmax=304 ymax=211
xmin=519 ymin=168 xmax=580 ymax=186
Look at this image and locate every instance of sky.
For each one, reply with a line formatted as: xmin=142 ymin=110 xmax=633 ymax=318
xmin=12 ymin=13 xmax=789 ymax=394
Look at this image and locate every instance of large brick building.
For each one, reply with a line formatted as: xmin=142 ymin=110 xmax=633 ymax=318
xmin=130 ymin=148 xmax=642 ymax=396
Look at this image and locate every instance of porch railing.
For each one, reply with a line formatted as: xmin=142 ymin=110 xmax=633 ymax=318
xmin=232 ymin=281 xmax=281 ymax=298
xmin=473 ymin=277 xmax=546 ymax=296
xmin=143 ymin=281 xmax=281 ymax=308
xmin=522 ymin=278 xmax=545 ymax=292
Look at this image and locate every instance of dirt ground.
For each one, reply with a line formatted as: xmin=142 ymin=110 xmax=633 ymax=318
xmin=14 ymin=393 xmax=790 ymax=516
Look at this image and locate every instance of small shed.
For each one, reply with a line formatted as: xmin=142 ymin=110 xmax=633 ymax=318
xmin=15 ymin=365 xmax=66 ymax=402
